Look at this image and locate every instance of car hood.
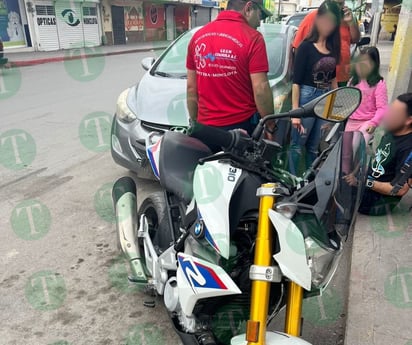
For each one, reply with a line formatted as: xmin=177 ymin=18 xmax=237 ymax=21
xmin=129 ymin=73 xmax=291 ymax=127
xmin=134 ymin=73 xmax=189 ymax=127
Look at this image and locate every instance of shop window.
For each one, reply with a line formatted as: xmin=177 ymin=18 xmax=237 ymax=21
xmin=35 ymin=5 xmax=55 ymax=16
xmin=83 ymin=7 xmax=97 ymax=16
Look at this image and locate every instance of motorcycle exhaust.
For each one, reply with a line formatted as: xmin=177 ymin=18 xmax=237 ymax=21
xmin=112 ymin=176 xmax=148 ymax=283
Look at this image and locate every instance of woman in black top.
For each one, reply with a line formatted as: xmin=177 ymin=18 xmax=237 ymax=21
xmin=289 ymin=0 xmax=341 ymax=175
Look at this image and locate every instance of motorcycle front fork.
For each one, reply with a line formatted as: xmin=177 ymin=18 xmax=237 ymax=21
xmin=246 ymin=183 xmax=303 ymax=345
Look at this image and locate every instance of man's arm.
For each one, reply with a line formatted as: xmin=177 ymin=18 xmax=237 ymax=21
xmin=370 ymin=180 xmax=411 ymax=197
xmin=250 ymin=72 xmax=274 ymax=117
xmin=348 ymin=20 xmax=361 ymax=44
xmin=343 ymin=6 xmax=361 ymax=43
xmin=186 ymin=69 xmax=198 ymax=121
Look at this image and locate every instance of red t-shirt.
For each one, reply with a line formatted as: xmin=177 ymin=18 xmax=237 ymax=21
xmin=292 ymin=10 xmax=352 ymax=83
xmin=186 ymin=11 xmax=269 ymax=127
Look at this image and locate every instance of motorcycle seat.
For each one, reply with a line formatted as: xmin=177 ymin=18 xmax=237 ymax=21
xmin=159 ymin=131 xmax=212 ymax=203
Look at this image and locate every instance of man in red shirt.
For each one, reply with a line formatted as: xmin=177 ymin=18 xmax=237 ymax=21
xmin=293 ymin=0 xmax=360 ymax=85
xmin=186 ymin=0 xmax=274 ymax=135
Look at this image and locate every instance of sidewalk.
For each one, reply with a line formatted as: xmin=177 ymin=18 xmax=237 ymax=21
xmin=4 ymin=41 xmax=170 ymax=67
xmin=344 ymin=40 xmax=412 ymax=345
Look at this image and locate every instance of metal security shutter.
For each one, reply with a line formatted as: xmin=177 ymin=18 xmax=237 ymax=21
xmin=82 ymin=3 xmax=99 ymax=46
xmin=192 ymin=7 xmax=210 ymax=27
xmin=55 ymin=0 xmax=85 ymax=49
xmin=34 ymin=2 xmax=59 ymax=51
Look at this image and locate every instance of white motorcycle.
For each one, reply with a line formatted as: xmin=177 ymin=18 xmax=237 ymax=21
xmin=112 ymin=87 xmax=367 ymax=345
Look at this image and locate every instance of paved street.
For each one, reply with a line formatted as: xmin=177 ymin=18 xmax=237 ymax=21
xmin=0 ymin=43 xmax=405 ymax=345
xmin=0 ymin=51 xmax=181 ymax=345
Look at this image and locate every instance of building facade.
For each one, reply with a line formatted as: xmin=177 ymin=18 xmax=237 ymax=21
xmin=1 ymin=0 xmax=103 ymax=51
xmin=103 ymin=0 xmax=219 ymax=45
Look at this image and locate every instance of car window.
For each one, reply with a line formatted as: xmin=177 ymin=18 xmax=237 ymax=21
xmin=287 ymin=15 xmax=305 ymax=27
xmin=262 ymin=33 xmax=286 ymax=79
xmin=153 ymin=31 xmax=194 ymax=78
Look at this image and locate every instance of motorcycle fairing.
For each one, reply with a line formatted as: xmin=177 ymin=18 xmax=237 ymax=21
xmin=194 ymin=161 xmax=242 ymax=259
xmin=231 ymin=331 xmax=312 ymax=345
xmin=269 ymin=210 xmax=312 ymax=291
xmin=146 ymin=137 xmax=162 ymax=179
xmin=177 ymin=253 xmax=241 ymax=316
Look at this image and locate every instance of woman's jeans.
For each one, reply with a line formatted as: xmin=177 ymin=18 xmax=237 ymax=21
xmin=290 ymin=85 xmax=328 ymax=175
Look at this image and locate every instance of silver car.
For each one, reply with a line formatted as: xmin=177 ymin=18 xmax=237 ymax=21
xmin=111 ymin=23 xmax=296 ymax=178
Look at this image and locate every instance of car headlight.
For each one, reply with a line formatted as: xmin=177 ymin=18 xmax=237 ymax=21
xmin=116 ymin=88 xmax=137 ymax=123
xmin=304 ymin=236 xmax=342 ymax=289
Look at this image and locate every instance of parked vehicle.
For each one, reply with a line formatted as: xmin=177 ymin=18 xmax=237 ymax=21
xmin=112 ymin=87 xmax=367 ymax=345
xmin=285 ymin=10 xmax=313 ymax=28
xmin=111 ymin=24 xmax=296 ymax=179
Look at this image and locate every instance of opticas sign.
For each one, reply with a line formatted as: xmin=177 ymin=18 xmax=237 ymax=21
xmin=37 ymin=17 xmax=98 ymax=26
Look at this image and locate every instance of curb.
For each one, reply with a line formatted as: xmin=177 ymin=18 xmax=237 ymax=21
xmin=8 ymin=45 xmax=169 ymax=68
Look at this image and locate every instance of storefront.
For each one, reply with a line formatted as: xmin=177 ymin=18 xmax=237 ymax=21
xmin=107 ymin=0 xmax=194 ymax=45
xmin=0 ymin=0 xmax=28 ymax=49
xmin=144 ymin=2 xmax=165 ymax=41
xmin=191 ymin=0 xmax=219 ymax=28
xmin=30 ymin=0 xmax=102 ymax=51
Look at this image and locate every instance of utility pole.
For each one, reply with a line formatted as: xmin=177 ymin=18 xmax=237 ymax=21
xmin=386 ymin=1 xmax=412 ymax=101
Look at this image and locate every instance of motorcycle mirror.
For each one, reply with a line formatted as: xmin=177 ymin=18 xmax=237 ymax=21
xmin=141 ymin=57 xmax=155 ymax=71
xmin=312 ymin=87 xmax=362 ymax=122
xmin=251 ymin=87 xmax=361 ymax=140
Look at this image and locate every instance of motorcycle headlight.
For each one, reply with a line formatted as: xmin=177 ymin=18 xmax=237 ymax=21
xmin=116 ymin=88 xmax=137 ymax=123
xmin=304 ymin=236 xmax=342 ymax=289
xmin=274 ymin=202 xmax=297 ymax=219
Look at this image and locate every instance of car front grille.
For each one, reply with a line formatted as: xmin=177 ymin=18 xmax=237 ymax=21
xmin=141 ymin=121 xmax=187 ymax=134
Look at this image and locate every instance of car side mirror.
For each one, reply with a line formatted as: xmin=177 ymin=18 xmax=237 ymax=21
xmin=141 ymin=57 xmax=155 ymax=71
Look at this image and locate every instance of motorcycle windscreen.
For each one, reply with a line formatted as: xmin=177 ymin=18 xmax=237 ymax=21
xmin=193 ymin=161 xmax=242 ymax=259
xmin=317 ymin=130 xmax=367 ymax=239
xmin=293 ymin=131 xmax=366 ymax=241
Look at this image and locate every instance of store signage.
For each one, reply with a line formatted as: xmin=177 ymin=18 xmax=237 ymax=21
xmin=37 ymin=17 xmax=56 ymax=25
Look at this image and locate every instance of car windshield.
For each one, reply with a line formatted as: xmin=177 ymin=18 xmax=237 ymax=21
xmin=152 ymin=30 xmax=195 ymax=78
xmin=153 ymin=25 xmax=286 ymax=80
